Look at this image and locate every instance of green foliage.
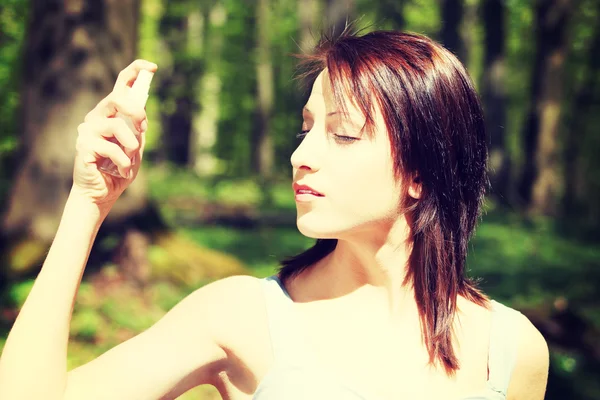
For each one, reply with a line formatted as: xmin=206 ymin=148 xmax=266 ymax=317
xmin=70 ymin=308 xmax=103 ymax=341
xmin=149 ymin=281 xmax=186 ymax=310
xmin=100 ymin=295 xmax=160 ymax=332
xmin=0 ymin=0 xmax=27 ymax=141
xmin=138 ymin=0 xmax=164 ymax=152
xmin=504 ymin=0 xmax=534 ymax=170
xmin=147 ymin=165 xmax=295 ymax=209
xmin=181 ymin=225 xmax=313 ymax=276
xmin=147 ymin=166 xmax=210 ymax=199
xmin=403 ymin=0 xmax=441 ymax=37
xmin=0 ymin=0 xmax=28 ymax=201
xmin=469 ymin=213 xmax=600 ymax=306
xmin=215 ymin=0 xmax=258 ymax=175
xmin=6 ymin=279 xmax=34 ymax=308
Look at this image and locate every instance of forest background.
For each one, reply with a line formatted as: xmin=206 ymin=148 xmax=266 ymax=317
xmin=0 ymin=0 xmax=599 ymax=398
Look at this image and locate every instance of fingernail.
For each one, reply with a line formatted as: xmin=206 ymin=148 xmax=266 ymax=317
xmin=128 ymin=169 xmax=134 ymax=179
xmin=140 ymin=119 xmax=148 ymax=133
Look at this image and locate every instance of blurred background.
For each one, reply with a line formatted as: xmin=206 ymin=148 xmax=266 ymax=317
xmin=0 ymin=0 xmax=599 ymax=398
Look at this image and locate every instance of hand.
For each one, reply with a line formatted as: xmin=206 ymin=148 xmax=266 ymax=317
xmin=71 ymin=59 xmax=157 ymax=207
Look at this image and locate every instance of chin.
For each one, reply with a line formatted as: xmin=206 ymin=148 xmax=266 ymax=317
xmin=295 ymin=212 xmax=344 ymax=239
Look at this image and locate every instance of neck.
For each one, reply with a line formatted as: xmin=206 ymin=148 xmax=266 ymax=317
xmin=303 ymin=218 xmax=417 ymax=318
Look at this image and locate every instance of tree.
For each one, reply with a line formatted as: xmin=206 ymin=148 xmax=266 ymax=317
xmin=0 ymin=1 xmax=29 ymax=209
xmin=325 ymin=0 xmax=355 ymax=35
xmin=517 ymin=0 xmax=572 ymax=215
xmin=0 ymin=0 xmax=248 ymax=298
xmin=481 ymin=0 xmax=510 ymax=203
xmin=375 ymin=0 xmax=405 ymax=30
xmin=192 ymin=2 xmax=227 ymax=176
xmin=0 ymin=0 xmax=157 ymax=277
xmin=252 ymin=0 xmax=275 ymax=178
xmin=298 ymin=0 xmax=321 ymax=53
xmin=157 ymin=0 xmax=205 ymax=167
xmin=440 ymin=0 xmax=466 ymax=62
xmin=563 ymin=0 xmax=600 ymax=223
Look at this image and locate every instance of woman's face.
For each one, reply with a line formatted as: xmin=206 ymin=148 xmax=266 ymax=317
xmin=291 ymin=70 xmax=404 ymax=241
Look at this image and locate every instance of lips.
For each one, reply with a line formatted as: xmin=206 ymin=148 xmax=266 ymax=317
xmin=293 ymin=182 xmax=324 ymax=197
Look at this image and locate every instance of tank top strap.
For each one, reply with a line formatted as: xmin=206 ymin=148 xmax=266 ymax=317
xmin=487 ymin=300 xmax=522 ymax=396
xmin=261 ymin=275 xmax=311 ymax=365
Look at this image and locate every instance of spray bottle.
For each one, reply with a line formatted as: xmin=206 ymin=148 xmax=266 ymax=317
xmin=98 ymin=69 xmax=154 ymax=177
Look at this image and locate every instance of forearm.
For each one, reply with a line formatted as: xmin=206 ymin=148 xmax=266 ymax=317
xmin=0 ymin=189 xmax=110 ymax=399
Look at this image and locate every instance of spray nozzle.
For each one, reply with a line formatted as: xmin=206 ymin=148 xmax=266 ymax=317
xmin=131 ymin=69 xmax=154 ymax=96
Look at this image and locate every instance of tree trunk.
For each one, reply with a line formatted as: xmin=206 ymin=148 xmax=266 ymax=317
xmin=191 ymin=2 xmax=226 ymax=176
xmin=563 ymin=3 xmax=600 ymax=219
xmin=325 ymin=0 xmax=355 ymax=36
xmin=157 ymin=0 xmax=204 ymax=167
xmin=252 ymin=0 xmax=275 ymax=178
xmin=440 ymin=0 xmax=467 ymax=63
xmin=375 ymin=0 xmax=405 ymax=30
xmin=517 ymin=0 xmax=572 ymax=215
xmin=298 ymin=0 xmax=320 ymax=53
xmin=0 ymin=0 xmax=157 ymax=280
xmin=481 ymin=0 xmax=510 ymax=204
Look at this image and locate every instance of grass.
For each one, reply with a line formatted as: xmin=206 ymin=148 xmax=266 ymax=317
xmin=469 ymin=216 xmax=600 ymax=306
xmin=180 ymin=226 xmax=313 ymax=277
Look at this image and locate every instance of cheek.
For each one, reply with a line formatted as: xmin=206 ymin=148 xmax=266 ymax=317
xmin=329 ymin=147 xmax=400 ymax=211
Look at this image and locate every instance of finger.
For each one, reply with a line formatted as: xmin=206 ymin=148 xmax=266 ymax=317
xmin=138 ymin=128 xmax=147 ymax=160
xmin=87 ymin=92 xmax=147 ymax=132
xmin=78 ymin=118 xmax=139 ymax=157
xmin=113 ymin=59 xmax=158 ymax=91
xmin=85 ymin=138 xmax=132 ymax=179
xmin=87 ymin=117 xmax=141 ymax=159
xmin=84 ymin=60 xmax=155 ymax=123
xmin=128 ymin=126 xmax=148 ymax=171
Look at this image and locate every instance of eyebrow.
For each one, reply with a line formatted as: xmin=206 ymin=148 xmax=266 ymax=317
xmin=303 ymin=107 xmax=363 ymax=129
xmin=303 ymin=107 xmax=354 ymax=118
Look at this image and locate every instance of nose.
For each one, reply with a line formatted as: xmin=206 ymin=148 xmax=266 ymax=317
xmin=290 ymin=129 xmax=323 ymax=172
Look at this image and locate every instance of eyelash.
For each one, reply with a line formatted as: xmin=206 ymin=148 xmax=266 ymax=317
xmin=296 ymin=130 xmax=358 ymax=144
xmin=296 ymin=130 xmax=309 ymax=140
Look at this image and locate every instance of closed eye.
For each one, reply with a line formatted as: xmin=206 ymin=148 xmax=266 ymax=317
xmin=296 ymin=130 xmax=309 ymax=140
xmin=333 ymin=134 xmax=359 ymax=144
xmin=296 ymin=130 xmax=359 ymax=144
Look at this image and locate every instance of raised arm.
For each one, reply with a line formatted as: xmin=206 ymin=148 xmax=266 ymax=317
xmin=0 ymin=189 xmax=107 ymax=399
xmin=0 ymin=60 xmax=236 ymax=400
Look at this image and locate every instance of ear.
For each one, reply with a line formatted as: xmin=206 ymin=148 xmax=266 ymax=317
xmin=407 ymin=176 xmax=422 ymax=200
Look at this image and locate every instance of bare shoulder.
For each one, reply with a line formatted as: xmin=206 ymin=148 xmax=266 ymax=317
xmin=200 ymin=274 xmax=273 ymax=392
xmin=158 ymin=274 xmax=264 ymax=333
xmin=194 ymin=274 xmax=263 ymax=306
xmin=198 ymin=274 xmax=271 ymax=352
xmin=149 ymin=274 xmax=271 ymax=391
xmin=196 ymin=275 xmax=266 ymax=335
xmin=507 ymin=311 xmax=550 ymax=400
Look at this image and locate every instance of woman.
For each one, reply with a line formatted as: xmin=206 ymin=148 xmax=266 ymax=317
xmin=0 ymin=30 xmax=548 ymax=400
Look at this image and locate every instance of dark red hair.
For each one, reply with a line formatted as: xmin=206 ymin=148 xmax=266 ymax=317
xmin=279 ymin=28 xmax=489 ymax=374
